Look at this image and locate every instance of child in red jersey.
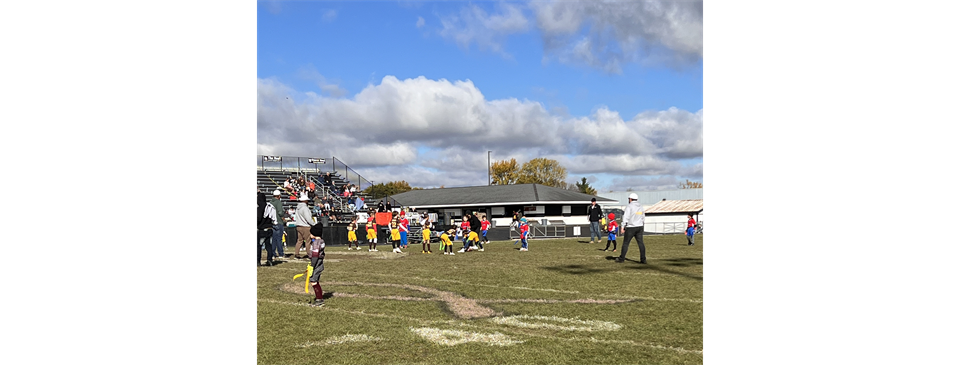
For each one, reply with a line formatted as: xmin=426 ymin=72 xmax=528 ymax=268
xmin=519 ymin=218 xmax=530 ymax=252
xmin=686 ymin=214 xmax=696 ymax=246
xmin=480 ymin=215 xmax=491 ymax=244
xmin=603 ymin=213 xmax=619 ymax=252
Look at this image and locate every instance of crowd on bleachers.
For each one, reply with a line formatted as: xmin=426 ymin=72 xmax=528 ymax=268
xmin=270 ymin=171 xmax=367 ymax=224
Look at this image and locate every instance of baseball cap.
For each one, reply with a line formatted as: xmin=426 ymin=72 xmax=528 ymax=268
xmin=628 ymin=193 xmax=639 ymax=200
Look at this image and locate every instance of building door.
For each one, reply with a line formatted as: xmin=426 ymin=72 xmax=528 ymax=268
xmin=443 ymin=209 xmax=461 ymax=226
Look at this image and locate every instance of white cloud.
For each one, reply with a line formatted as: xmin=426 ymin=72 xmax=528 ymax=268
xmin=531 ymin=0 xmax=703 ymax=72
xmin=416 ymin=16 xmax=425 ymax=28
xmin=322 ymin=9 xmax=337 ymax=23
xmin=297 ymin=65 xmax=347 ymax=97
xmin=265 ymin=0 xmax=282 ymax=15
xmin=257 ymin=76 xmax=702 ymax=189
xmin=438 ymin=2 xmax=530 ymax=56
xmin=432 ymin=1 xmax=701 ymax=71
xmin=603 ymin=175 xmax=690 ymax=192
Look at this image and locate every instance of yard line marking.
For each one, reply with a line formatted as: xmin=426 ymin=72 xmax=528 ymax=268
xmin=490 ymin=315 xmax=621 ymax=332
xmin=410 ymin=327 xmax=523 ymax=347
xmin=260 ymin=300 xmax=699 ymax=354
xmin=257 ymin=298 xmax=455 ymax=324
xmin=478 ymin=298 xmax=635 ymax=304
xmin=295 ymin=334 xmax=382 ymax=348
xmin=433 ymin=321 xmax=702 ymax=355
xmin=363 ymin=273 xmax=581 ymax=294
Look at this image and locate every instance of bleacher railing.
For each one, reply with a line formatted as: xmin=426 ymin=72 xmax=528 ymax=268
xmin=257 ymin=155 xmax=372 ymax=191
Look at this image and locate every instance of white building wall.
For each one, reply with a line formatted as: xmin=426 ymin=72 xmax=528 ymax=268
xmin=643 ymin=212 xmax=704 ymax=234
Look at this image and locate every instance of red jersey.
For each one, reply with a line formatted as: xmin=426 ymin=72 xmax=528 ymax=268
xmin=481 ymin=221 xmax=490 ymax=231
xmin=460 ymin=221 xmax=470 ymax=231
xmin=519 ymin=223 xmax=529 ymax=234
xmin=399 ymin=217 xmax=409 ymax=232
xmin=687 ymin=218 xmax=696 ymax=228
xmin=607 ymin=221 xmax=618 ymax=234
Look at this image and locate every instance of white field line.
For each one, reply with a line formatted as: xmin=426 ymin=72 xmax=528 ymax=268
xmin=361 ymin=273 xmax=701 ymax=303
xmin=435 ymin=321 xmax=702 ymax=355
xmin=275 ymin=272 xmax=701 ymax=303
xmin=363 ymin=273 xmax=581 ymax=294
xmin=410 ymin=327 xmax=523 ymax=347
xmin=295 ymin=334 xmax=382 ymax=348
xmin=257 ymin=298 xmax=456 ymax=324
xmin=490 ymin=315 xmax=621 ymax=332
xmin=260 ymin=299 xmax=700 ymax=355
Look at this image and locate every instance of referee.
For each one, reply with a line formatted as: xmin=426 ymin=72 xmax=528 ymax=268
xmin=615 ymin=193 xmax=646 ymax=264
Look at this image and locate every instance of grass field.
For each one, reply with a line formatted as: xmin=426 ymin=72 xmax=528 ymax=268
xmin=258 ymin=234 xmax=703 ymax=364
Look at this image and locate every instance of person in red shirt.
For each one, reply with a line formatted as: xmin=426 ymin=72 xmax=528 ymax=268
xmin=460 ymin=217 xmax=471 ymax=249
xmin=399 ymin=211 xmax=410 ymax=249
xmin=480 ymin=215 xmax=491 ymax=244
xmin=519 ymin=218 xmax=530 ymax=252
xmin=686 ymin=214 xmax=697 ymax=246
xmin=604 ymin=213 xmax=619 ymax=252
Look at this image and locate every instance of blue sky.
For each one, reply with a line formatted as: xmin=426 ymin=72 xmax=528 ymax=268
xmin=257 ymin=0 xmax=703 ymax=191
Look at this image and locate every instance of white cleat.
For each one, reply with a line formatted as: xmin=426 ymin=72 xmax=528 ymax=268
xmin=479 ymin=248 xmax=484 ymax=252
xmin=457 ymin=249 xmax=465 ymax=253
xmin=449 ymin=253 xmax=455 ymax=255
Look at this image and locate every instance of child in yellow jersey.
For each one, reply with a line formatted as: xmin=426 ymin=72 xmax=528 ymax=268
xmin=420 ymin=222 xmax=432 ymax=254
xmin=346 ymin=217 xmax=359 ymax=250
xmin=365 ymin=220 xmax=378 ymax=252
xmin=390 ymin=213 xmax=402 ymax=253
xmin=440 ymin=229 xmax=455 ymax=255
xmin=466 ymin=230 xmax=484 ymax=252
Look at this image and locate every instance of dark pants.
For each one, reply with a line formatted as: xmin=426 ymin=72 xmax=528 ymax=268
xmin=272 ymin=224 xmax=285 ymax=257
xmin=618 ymin=226 xmax=645 ymax=262
xmin=258 ymin=229 xmax=274 ymax=264
xmin=589 ymin=221 xmax=601 ymax=241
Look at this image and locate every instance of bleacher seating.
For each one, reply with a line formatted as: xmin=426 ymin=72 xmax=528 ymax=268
xmin=257 ymin=169 xmax=375 ymax=224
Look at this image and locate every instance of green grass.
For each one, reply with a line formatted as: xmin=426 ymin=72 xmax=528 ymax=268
xmin=258 ymin=234 xmax=703 ymax=364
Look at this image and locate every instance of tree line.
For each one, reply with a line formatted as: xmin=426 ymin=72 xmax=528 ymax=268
xmin=361 ymin=157 xmax=701 ymax=199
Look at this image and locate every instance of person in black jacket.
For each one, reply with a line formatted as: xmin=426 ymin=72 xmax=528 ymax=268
xmin=468 ymin=212 xmax=482 ymax=245
xmin=258 ymin=187 xmax=277 ymax=266
xmin=587 ymin=198 xmax=603 ymax=244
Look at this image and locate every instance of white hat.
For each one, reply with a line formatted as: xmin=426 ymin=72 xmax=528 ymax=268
xmin=299 ymin=193 xmax=310 ymax=201
xmin=273 ymin=190 xmax=281 ymax=196
xmin=628 ymin=193 xmax=639 ymax=200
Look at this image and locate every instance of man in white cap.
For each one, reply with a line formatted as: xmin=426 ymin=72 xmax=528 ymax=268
xmin=615 ymin=193 xmax=646 ymax=264
xmin=293 ymin=192 xmax=316 ymax=259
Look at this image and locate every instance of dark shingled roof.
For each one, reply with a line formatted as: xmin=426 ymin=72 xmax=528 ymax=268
xmin=390 ymin=184 xmax=616 ymax=208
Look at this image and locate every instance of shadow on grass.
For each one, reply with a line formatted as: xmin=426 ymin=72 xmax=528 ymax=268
xmin=541 ymin=256 xmax=702 ymax=281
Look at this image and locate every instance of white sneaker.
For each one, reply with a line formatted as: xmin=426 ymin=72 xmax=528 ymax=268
xmin=368 ymin=249 xmax=373 ymax=252
xmin=373 ymin=249 xmax=378 ymax=252
xmin=457 ymin=249 xmax=465 ymax=253
xmin=479 ymin=248 xmax=484 ymax=252
xmin=520 ymin=248 xmax=528 ymax=251
xmin=450 ymin=253 xmax=455 ymax=255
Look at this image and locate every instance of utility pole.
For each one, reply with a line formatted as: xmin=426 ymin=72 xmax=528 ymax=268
xmin=487 ymin=151 xmax=492 ymax=185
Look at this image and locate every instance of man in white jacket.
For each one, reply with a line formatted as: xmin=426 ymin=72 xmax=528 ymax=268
xmin=615 ymin=193 xmax=646 ymax=264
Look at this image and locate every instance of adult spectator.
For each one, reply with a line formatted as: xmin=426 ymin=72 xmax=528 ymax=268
xmin=293 ymin=193 xmax=316 ymax=259
xmin=377 ymin=200 xmax=386 ymax=213
xmin=588 ymin=198 xmax=604 ymax=244
xmin=615 ymin=193 xmax=646 ymax=264
xmin=257 ymin=193 xmax=277 ymax=266
xmin=468 ymin=212 xmax=481 ymax=237
xmin=320 ymin=210 xmax=331 ymax=228
xmin=270 ymin=190 xmax=286 ymax=260
xmin=385 ymin=200 xmax=393 ymax=212
xmin=323 ymin=172 xmax=333 ymax=187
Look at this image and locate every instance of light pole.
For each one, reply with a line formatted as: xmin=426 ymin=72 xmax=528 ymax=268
xmin=487 ymin=151 xmax=491 ymax=185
